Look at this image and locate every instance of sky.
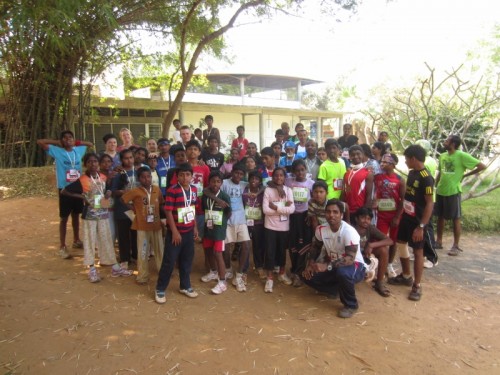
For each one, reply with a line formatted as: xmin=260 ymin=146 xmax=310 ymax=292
xmin=201 ymin=0 xmax=499 ymax=93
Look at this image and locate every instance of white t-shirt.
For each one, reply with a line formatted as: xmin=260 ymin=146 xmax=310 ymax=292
xmin=315 ymin=221 xmax=365 ymax=266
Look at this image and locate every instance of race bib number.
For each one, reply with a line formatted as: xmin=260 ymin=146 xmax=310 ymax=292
xmin=177 ymin=206 xmax=195 ymax=223
xmin=160 ymin=176 xmax=167 ymax=188
xmin=292 ymin=187 xmax=308 ymax=202
xmin=245 ymin=206 xmax=262 ymax=220
xmin=333 ymin=179 xmax=343 ymax=190
xmin=378 ymin=198 xmax=396 ymax=211
xmin=66 ymin=169 xmax=80 ymax=182
xmin=205 ymin=209 xmax=223 ymax=226
xmin=403 ymin=199 xmax=416 ymax=216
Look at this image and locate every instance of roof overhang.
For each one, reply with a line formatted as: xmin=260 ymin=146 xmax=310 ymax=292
xmin=202 ymin=73 xmax=322 ymax=91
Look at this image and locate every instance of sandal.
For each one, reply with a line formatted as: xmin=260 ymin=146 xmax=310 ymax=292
xmin=373 ymin=281 xmax=391 ymax=297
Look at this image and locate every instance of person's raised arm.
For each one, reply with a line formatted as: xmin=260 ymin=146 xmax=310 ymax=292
xmin=37 ymin=138 xmax=60 ymax=151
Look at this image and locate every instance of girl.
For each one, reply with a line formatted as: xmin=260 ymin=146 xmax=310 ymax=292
xmin=317 ymin=147 xmax=328 ymax=162
xmin=371 ymin=142 xmax=387 ymax=164
xmin=262 ymin=167 xmax=295 ymax=293
xmin=307 ymin=181 xmax=329 ymax=232
xmin=220 ymin=148 xmax=240 ymax=178
xmin=285 ymin=159 xmax=314 ymax=286
xmin=243 ymin=171 xmax=266 ymax=279
xmin=62 ymin=153 xmax=132 ymax=282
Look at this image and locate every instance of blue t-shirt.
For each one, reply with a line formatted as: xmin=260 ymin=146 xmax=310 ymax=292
xmin=47 ymin=145 xmax=87 ymax=188
xmin=221 ymin=179 xmax=248 ymax=225
xmin=156 ymin=156 xmax=176 ymax=196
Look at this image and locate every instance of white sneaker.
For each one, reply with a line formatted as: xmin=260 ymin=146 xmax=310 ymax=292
xmin=225 ymin=268 xmax=234 ymax=280
xmin=211 ymin=280 xmax=227 ymax=295
xmin=179 ymin=288 xmax=198 ymax=298
xmin=365 ymin=256 xmax=379 ymax=283
xmin=234 ymin=273 xmax=246 ymax=292
xmin=387 ymin=263 xmax=397 ymax=278
xmin=59 ymin=246 xmax=71 ymax=259
xmin=88 ymin=267 xmax=100 ymax=283
xmin=120 ymin=261 xmax=129 ymax=270
xmin=423 ymin=258 xmax=434 ymax=269
xmin=264 ymin=279 xmax=273 ymax=293
xmin=201 ymin=270 xmax=218 ymax=282
xmin=278 ymin=273 xmax=293 ymax=285
xmin=155 ymin=290 xmax=166 ymax=304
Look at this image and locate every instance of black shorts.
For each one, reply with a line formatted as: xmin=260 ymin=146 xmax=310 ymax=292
xmin=434 ymin=194 xmax=461 ymax=220
xmin=397 ymin=215 xmax=425 ymax=250
xmin=58 ymin=189 xmax=84 ymax=218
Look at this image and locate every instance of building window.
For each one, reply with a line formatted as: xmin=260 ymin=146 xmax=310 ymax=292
xmin=147 ymin=124 xmax=162 ymax=139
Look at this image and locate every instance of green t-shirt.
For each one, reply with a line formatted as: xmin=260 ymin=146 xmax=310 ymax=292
xmin=317 ymin=158 xmax=347 ymax=199
xmin=437 ymin=150 xmax=480 ymax=196
xmin=424 ymin=156 xmax=438 ymax=178
xmin=202 ymin=190 xmax=231 ymax=241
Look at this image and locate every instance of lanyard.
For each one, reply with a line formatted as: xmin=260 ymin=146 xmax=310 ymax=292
xmin=246 ymin=188 xmax=259 ymax=207
xmin=160 ymin=156 xmax=170 ymax=170
xmin=305 ymin=158 xmax=316 ymax=172
xmin=65 ymin=150 xmax=76 ymax=168
xmin=208 ymin=190 xmax=220 ymax=212
xmin=127 ymin=169 xmax=135 ymax=187
xmin=142 ymin=186 xmax=152 ymax=206
xmin=180 ymin=184 xmax=193 ymax=207
xmin=90 ymin=173 xmax=104 ymax=196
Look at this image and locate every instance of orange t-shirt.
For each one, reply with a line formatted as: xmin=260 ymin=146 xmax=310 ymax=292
xmin=122 ymin=185 xmax=163 ymax=231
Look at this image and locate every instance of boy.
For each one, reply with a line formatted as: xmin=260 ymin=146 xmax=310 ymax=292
xmin=202 ymin=115 xmax=221 ymax=148
xmin=111 ymin=149 xmax=139 ymax=269
xmin=317 ymin=139 xmax=346 ymax=200
xmin=258 ymin=147 xmax=276 ymax=186
xmin=37 ymin=130 xmax=93 ymax=258
xmin=122 ymin=167 xmax=165 ymax=284
xmin=342 ymin=145 xmax=373 ymax=222
xmin=201 ymin=135 xmax=225 ymax=171
xmin=165 ymin=145 xmax=188 ymax=189
xmin=201 ymin=171 xmax=232 ymax=294
xmin=231 ymin=125 xmax=249 ymax=160
xmin=185 ymin=140 xmax=210 ymax=239
xmin=210 ymin=164 xmax=251 ymax=291
xmin=156 ymin=138 xmax=175 ymax=197
xmin=295 ymin=129 xmax=308 ymax=158
xmin=389 ymin=145 xmax=434 ymax=301
xmin=155 ymin=163 xmax=199 ymax=303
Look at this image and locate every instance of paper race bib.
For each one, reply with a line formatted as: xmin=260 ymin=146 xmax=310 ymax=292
xmin=205 ymin=209 xmax=223 ymax=226
xmin=160 ymin=176 xmax=167 ymax=188
xmin=66 ymin=169 xmax=80 ymax=182
xmin=333 ymin=178 xmax=343 ymax=190
xmin=292 ymin=187 xmax=308 ymax=202
xmin=93 ymin=194 xmax=103 ymax=208
xmin=403 ymin=199 xmax=416 ymax=216
xmin=146 ymin=205 xmax=155 ymax=223
xmin=245 ymin=206 xmax=262 ymax=220
xmin=177 ymin=206 xmax=195 ymax=223
xmin=378 ymin=198 xmax=396 ymax=211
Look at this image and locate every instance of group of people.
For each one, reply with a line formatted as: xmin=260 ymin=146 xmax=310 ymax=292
xmin=37 ymin=117 xmax=485 ymax=318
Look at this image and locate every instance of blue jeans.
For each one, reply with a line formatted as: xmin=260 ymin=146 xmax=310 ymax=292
xmin=156 ymin=230 xmax=195 ymax=292
xmin=302 ymin=263 xmax=365 ymax=309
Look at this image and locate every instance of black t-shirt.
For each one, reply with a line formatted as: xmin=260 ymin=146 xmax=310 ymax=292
xmin=403 ymin=168 xmax=434 ymax=222
xmin=201 ymin=150 xmax=225 ymax=171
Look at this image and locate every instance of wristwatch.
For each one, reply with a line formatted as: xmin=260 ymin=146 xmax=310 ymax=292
xmin=327 ymin=262 xmax=333 ymax=271
xmin=418 ymin=223 xmax=425 ymax=229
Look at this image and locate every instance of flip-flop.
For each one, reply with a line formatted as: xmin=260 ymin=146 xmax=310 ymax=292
xmin=373 ymin=281 xmax=391 ymax=297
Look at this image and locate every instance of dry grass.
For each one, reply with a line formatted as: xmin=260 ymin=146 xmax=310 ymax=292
xmin=0 ymin=166 xmax=57 ymax=199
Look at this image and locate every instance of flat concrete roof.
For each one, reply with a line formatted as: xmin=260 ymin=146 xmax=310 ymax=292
xmin=203 ymin=73 xmax=322 ymax=90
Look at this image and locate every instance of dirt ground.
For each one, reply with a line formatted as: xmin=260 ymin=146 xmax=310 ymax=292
xmin=1 ymin=197 xmax=499 ymax=375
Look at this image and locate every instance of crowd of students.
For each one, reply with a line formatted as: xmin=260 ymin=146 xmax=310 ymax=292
xmin=39 ymin=117 xmax=460 ymax=318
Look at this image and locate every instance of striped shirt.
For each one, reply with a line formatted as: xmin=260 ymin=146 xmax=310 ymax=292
xmin=164 ymin=184 xmax=198 ymax=233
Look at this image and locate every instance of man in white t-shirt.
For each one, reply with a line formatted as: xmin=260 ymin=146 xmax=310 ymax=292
xmin=302 ymin=199 xmax=366 ymax=318
xmin=172 ymin=119 xmax=182 ymax=143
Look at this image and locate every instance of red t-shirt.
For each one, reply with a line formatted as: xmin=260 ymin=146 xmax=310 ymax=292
xmin=231 ymin=138 xmax=249 ymax=160
xmin=344 ymin=167 xmax=370 ymax=214
xmin=374 ymin=172 xmax=403 ymax=220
